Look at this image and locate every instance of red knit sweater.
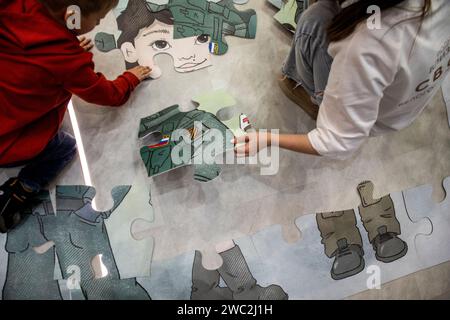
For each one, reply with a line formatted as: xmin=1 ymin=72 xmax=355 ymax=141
xmin=0 ymin=0 xmax=140 ymax=165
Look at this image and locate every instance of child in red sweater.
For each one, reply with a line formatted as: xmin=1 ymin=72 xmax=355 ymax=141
xmin=0 ymin=0 xmax=151 ymax=232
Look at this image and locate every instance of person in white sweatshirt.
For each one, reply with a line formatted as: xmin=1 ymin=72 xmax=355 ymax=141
xmin=235 ymin=0 xmax=449 ymax=160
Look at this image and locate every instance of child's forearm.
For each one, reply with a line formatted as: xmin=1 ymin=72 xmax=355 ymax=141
xmin=269 ymin=133 xmax=320 ymax=156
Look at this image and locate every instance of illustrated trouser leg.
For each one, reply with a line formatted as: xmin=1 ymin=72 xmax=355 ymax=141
xmin=44 ymin=217 xmax=150 ymax=300
xmin=44 ymin=186 xmax=151 ymax=300
xmin=316 ymin=210 xmax=365 ymax=280
xmin=3 ymin=206 xmax=62 ymax=300
xmin=357 ymin=181 xmax=401 ymax=241
xmin=357 ymin=181 xmax=407 ymax=263
xmin=55 ymin=234 xmax=151 ymax=301
xmin=191 ymin=251 xmax=233 ymax=300
xmin=218 ymin=245 xmax=288 ymax=300
xmin=316 ymin=210 xmax=363 ymax=258
xmin=81 ymin=278 xmax=150 ymax=300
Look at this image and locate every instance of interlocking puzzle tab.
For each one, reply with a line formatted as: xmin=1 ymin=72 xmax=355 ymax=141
xmin=403 ymin=176 xmax=450 ymax=269
xmin=138 ymin=91 xmax=251 ymax=182
xmin=146 ymin=0 xmax=258 ymax=55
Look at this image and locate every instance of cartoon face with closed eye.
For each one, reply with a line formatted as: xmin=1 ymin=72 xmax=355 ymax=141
xmin=116 ymin=2 xmax=212 ymax=79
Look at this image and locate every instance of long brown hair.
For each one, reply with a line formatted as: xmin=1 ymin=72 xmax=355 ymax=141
xmin=327 ymin=0 xmax=432 ymax=43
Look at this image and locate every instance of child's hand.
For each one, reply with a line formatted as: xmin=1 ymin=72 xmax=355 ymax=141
xmin=79 ymin=36 xmax=94 ymax=51
xmin=128 ymin=66 xmax=152 ymax=81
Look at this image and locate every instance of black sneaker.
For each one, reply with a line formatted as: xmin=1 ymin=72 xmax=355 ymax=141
xmin=0 ymin=178 xmax=36 ymax=233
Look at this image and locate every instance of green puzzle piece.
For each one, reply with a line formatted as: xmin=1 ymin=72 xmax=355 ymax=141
xmin=146 ymin=0 xmax=257 ymax=55
xmin=138 ymin=91 xmax=249 ymax=182
xmin=274 ymin=0 xmax=309 ymax=33
xmin=139 ymin=106 xmax=232 ymax=182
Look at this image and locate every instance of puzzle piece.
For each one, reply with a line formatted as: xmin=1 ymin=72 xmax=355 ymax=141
xmin=138 ymin=90 xmax=251 ymax=182
xmin=193 ymin=244 xmax=288 ymax=299
xmin=0 ymin=183 xmax=152 ymax=300
xmin=269 ymin=0 xmax=309 ymax=33
xmin=104 ymin=175 xmax=155 ymax=279
xmin=403 ymin=176 xmax=450 ymax=268
xmin=42 ymin=185 xmax=150 ymax=300
xmin=95 ymin=0 xmax=213 ymax=79
xmin=248 ymin=187 xmax=432 ymax=299
xmin=147 ymin=0 xmax=257 ymax=55
xmin=135 ymin=239 xmax=287 ymax=300
xmin=193 ymin=90 xmax=251 ymax=137
xmin=274 ymin=0 xmax=299 ymax=33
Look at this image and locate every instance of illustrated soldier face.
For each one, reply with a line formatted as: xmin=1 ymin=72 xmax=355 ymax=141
xmin=120 ymin=20 xmax=212 ymax=77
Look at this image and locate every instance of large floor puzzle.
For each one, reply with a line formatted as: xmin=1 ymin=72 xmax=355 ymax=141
xmin=4 ymin=0 xmax=447 ymax=300
xmin=267 ymin=0 xmax=310 ymax=33
xmin=81 ymin=0 xmax=450 ymax=218
xmin=133 ymin=180 xmax=446 ymax=300
xmin=136 ymin=92 xmax=450 ymax=263
xmin=1 ymin=170 xmax=449 ymax=299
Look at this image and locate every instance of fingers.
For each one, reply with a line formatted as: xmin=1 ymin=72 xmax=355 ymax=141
xmin=141 ymin=66 xmax=152 ymax=74
xmin=79 ymin=37 xmax=94 ymax=51
xmin=234 ymin=142 xmax=249 ymax=157
xmin=128 ymin=66 xmax=153 ymax=81
xmin=233 ymin=133 xmax=261 ymax=157
xmin=139 ymin=66 xmax=152 ymax=79
xmin=232 ymin=135 xmax=249 ymax=145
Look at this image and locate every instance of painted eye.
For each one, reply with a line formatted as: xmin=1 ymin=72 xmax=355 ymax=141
xmin=151 ymin=40 xmax=171 ymax=51
xmin=195 ymin=34 xmax=210 ymax=45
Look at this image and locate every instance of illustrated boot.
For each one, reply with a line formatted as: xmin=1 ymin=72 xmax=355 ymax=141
xmin=218 ymin=246 xmax=288 ymax=300
xmin=191 ymin=251 xmax=233 ymax=300
xmin=0 ymin=178 xmax=36 ymax=233
xmin=331 ymin=238 xmax=365 ymax=281
xmin=372 ymin=226 xmax=408 ymax=263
